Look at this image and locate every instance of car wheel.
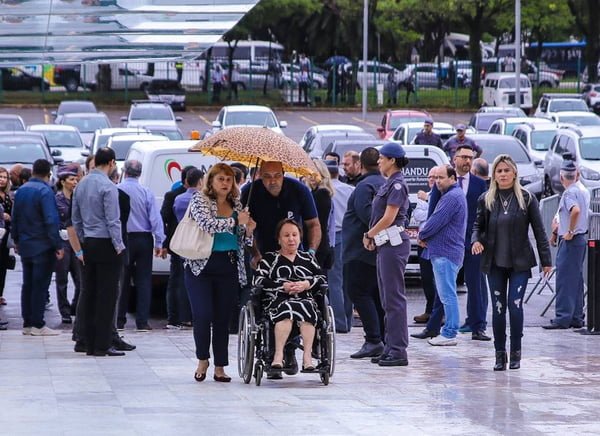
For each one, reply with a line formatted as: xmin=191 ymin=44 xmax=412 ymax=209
xmin=65 ymin=78 xmax=79 ymax=92
xmin=543 ymin=175 xmax=554 ymax=198
xmin=539 ymin=81 xmax=552 ymax=88
xmin=140 ymin=82 xmax=149 ymax=92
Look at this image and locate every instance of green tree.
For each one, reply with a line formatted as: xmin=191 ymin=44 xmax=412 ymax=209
xmin=455 ymin=0 xmax=511 ymax=105
xmin=568 ymin=0 xmax=600 ymax=82
xmin=522 ymin=0 xmax=573 ymax=62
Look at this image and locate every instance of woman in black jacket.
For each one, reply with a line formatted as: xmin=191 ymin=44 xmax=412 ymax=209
xmin=472 ymin=154 xmax=552 ymax=371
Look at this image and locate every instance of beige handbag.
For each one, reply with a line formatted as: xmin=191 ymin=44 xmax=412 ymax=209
xmin=170 ymin=201 xmax=213 ymax=260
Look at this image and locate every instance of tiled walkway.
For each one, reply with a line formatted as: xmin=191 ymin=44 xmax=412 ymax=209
xmin=1 ymin=268 xmax=599 ymax=435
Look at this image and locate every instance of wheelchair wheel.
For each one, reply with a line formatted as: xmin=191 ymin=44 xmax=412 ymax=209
xmin=255 ymin=362 xmax=263 ymax=386
xmin=325 ymin=305 xmax=336 ymax=377
xmin=320 ymin=371 xmax=330 ymax=386
xmin=237 ymin=303 xmax=255 ymax=384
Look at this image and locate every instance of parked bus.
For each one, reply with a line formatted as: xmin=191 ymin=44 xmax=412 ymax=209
xmin=498 ymin=41 xmax=585 ymax=77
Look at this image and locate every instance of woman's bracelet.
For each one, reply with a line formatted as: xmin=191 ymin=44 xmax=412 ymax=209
xmin=75 ymin=249 xmax=83 ymax=257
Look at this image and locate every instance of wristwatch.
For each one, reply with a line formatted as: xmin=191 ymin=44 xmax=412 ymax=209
xmin=567 ymin=229 xmax=575 ymax=235
xmin=363 ymin=232 xmax=373 ymax=240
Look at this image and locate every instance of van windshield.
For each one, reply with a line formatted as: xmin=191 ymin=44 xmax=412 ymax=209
xmin=579 ymin=137 xmax=600 ymax=160
xmin=498 ymin=77 xmax=530 ymax=88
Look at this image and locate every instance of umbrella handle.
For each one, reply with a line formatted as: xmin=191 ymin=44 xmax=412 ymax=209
xmin=243 ymin=157 xmax=261 ymax=207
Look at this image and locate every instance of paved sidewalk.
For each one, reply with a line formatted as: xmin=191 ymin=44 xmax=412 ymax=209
xmin=1 ymin=268 xmax=600 ymax=435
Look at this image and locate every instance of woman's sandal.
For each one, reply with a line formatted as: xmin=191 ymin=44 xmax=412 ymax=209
xmin=213 ymin=374 xmax=232 ymax=383
xmin=194 ymin=361 xmax=209 ymax=382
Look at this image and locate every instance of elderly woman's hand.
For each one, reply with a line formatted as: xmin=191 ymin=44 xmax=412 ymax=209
xmin=238 ymin=210 xmax=250 ymax=226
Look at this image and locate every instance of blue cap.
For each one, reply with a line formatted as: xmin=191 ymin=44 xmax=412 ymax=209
xmin=561 ymin=159 xmax=577 ymax=172
xmin=455 ymin=123 xmax=467 ymax=131
xmin=379 ymin=142 xmax=406 ymax=159
xmin=424 ymin=118 xmax=433 ymax=125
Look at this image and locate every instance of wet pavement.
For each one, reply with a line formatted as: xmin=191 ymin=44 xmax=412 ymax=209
xmin=1 ymin=265 xmax=599 ymax=435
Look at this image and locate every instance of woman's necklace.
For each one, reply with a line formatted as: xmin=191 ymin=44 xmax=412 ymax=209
xmin=499 ymin=191 xmax=514 ymax=215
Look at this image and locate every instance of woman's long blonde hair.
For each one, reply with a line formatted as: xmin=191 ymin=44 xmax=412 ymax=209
xmin=484 ymin=154 xmax=527 ymax=211
xmin=305 ymin=159 xmax=335 ymax=197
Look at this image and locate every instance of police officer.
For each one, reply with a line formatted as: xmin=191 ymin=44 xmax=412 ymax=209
xmin=413 ymin=118 xmax=443 ymax=148
xmin=544 ymin=158 xmax=590 ymax=329
xmin=363 ymin=142 xmax=411 ymax=367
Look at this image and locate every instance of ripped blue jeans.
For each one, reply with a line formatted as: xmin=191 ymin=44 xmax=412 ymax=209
xmin=486 ymin=264 xmax=531 ymax=353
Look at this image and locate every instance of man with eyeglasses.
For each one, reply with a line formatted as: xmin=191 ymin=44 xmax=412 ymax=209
xmin=413 ymin=118 xmax=443 ymax=149
xmin=452 ymin=145 xmax=490 ymax=341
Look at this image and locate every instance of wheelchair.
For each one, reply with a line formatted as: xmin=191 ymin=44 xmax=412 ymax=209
xmin=237 ymin=284 xmax=336 ymax=386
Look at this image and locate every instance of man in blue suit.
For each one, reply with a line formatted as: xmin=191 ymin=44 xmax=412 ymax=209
xmin=412 ymin=145 xmax=490 ymax=341
xmin=453 ymin=145 xmax=490 ymax=340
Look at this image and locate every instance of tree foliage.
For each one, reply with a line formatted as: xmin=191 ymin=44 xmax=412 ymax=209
xmin=568 ymin=0 xmax=600 ymax=82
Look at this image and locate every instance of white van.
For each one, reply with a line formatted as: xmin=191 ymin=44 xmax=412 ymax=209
xmin=81 ymin=63 xmax=153 ymax=91
xmin=126 ymin=140 xmax=219 ymax=275
xmin=482 ymin=73 xmax=533 ymax=112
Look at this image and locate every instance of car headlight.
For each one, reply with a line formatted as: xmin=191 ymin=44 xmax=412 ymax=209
xmin=579 ymin=166 xmax=600 ymax=181
xmin=520 ymin=172 xmax=542 ymax=185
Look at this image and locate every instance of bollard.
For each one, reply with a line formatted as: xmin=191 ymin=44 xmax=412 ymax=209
xmin=581 ymin=187 xmax=600 ymax=335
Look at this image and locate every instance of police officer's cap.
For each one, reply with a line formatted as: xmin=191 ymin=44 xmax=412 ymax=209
xmin=423 ymin=118 xmax=434 ymax=125
xmin=561 ymin=159 xmax=577 ymax=172
xmin=379 ymin=142 xmax=406 ymax=159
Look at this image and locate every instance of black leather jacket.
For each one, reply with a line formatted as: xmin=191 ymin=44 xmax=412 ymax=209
xmin=471 ymin=189 xmax=552 ymax=274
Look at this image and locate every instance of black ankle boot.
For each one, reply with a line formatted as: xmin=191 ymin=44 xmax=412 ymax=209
xmin=509 ymin=350 xmax=521 ymax=369
xmin=494 ymin=351 xmax=507 ymax=371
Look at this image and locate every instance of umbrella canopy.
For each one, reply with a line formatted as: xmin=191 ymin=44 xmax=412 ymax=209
xmin=189 ymin=127 xmax=319 ymax=178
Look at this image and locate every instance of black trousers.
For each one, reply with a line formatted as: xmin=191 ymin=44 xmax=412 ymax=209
xmin=344 ymin=260 xmax=385 ymax=344
xmin=81 ymin=238 xmax=122 ymax=352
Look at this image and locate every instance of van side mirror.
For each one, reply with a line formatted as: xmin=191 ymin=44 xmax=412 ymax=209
xmin=211 ymin=121 xmax=222 ymax=128
xmin=51 ymin=149 xmax=62 ymax=156
xmin=81 ymin=150 xmax=90 ymax=157
xmin=279 ymin=121 xmax=287 ymax=128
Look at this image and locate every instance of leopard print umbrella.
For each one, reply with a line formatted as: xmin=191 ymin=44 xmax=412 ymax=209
xmin=189 ymin=126 xmax=319 ymax=178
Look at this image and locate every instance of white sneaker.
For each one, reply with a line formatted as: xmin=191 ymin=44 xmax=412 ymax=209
xmin=30 ymin=326 xmax=60 ymax=336
xmin=164 ymin=324 xmax=182 ymax=330
xmin=22 ymin=327 xmax=32 ymax=335
xmin=428 ymin=335 xmax=458 ymax=346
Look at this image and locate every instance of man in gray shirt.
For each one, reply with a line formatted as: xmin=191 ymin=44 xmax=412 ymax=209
xmin=72 ymin=148 xmax=126 ymax=357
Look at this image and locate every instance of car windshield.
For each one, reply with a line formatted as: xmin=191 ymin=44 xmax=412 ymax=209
xmin=0 ymin=120 xmax=24 ymax=131
xmin=477 ymin=138 xmax=531 ymax=163
xmin=549 ymin=100 xmax=588 ymax=112
xmin=389 ymin=116 xmax=426 ymax=130
xmin=58 ymin=102 xmax=96 ymax=114
xmin=225 ymin=111 xmax=277 ymax=128
xmin=0 ymin=142 xmax=46 ymax=163
xmin=476 ymin=114 xmax=502 ymax=131
xmin=530 ymin=131 xmax=557 ymax=151
xmin=63 ymin=116 xmax=110 ymax=133
xmin=579 ymin=137 xmax=600 ymax=160
xmin=41 ymin=131 xmax=82 ymax=147
xmin=505 ymin=123 xmax=521 ymax=135
xmin=130 ymin=107 xmax=173 ymax=121
xmin=147 ymin=129 xmax=182 ymax=140
xmin=498 ymin=77 xmax=530 ymax=88
xmin=109 ymin=139 xmax=138 ymax=160
xmin=407 ymin=127 xmax=422 ymax=143
xmin=559 ymin=115 xmax=600 ymax=126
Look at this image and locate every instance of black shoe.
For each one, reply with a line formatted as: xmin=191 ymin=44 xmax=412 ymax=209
xmin=494 ymin=351 xmax=507 ymax=371
xmin=113 ymin=337 xmax=136 ymax=351
xmin=283 ymin=349 xmax=298 ymax=375
xmin=370 ymin=353 xmax=388 ymax=364
xmin=378 ymin=355 xmax=409 ymax=367
xmin=93 ymin=347 xmax=126 ymax=357
xmin=410 ymin=329 xmax=439 ymax=339
xmin=0 ymin=324 xmax=7 ymax=331
xmin=0 ymin=319 xmax=8 ymax=326
xmin=472 ymin=331 xmax=492 ymax=341
xmin=509 ymin=350 xmax=521 ymax=370
xmin=542 ymin=323 xmax=568 ymax=330
xmin=266 ymin=371 xmax=283 ymax=380
xmin=74 ymin=341 xmax=87 ymax=353
xmin=350 ymin=341 xmax=384 ymax=359
xmin=61 ymin=316 xmax=72 ymax=324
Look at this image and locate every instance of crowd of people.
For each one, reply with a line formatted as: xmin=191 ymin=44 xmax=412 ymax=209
xmin=0 ymin=119 xmax=591 ymax=379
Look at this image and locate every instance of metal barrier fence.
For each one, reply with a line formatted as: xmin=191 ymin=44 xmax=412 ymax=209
xmin=0 ymin=59 xmax=590 ymax=109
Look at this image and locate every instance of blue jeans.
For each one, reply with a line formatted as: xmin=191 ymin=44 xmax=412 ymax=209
xmin=554 ymin=234 xmax=587 ymax=327
xmin=327 ymin=232 xmax=350 ymax=332
xmin=431 ymin=256 xmax=460 ymax=339
xmin=487 ymin=264 xmax=530 ymax=352
xmin=21 ymin=249 xmax=56 ymax=328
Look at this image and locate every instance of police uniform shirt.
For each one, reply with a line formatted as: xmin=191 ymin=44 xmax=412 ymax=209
xmin=241 ymin=177 xmax=318 ymax=253
xmin=369 ymin=171 xmax=409 ymax=229
xmin=557 ymin=181 xmax=590 ymax=237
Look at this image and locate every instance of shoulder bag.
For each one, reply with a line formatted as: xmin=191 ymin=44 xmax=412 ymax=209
xmin=170 ymin=200 xmax=213 ymax=260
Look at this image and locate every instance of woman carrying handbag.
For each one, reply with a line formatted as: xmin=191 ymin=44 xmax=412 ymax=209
xmin=177 ymin=163 xmax=255 ymax=383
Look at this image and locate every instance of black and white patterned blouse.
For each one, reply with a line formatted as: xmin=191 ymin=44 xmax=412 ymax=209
xmin=183 ymin=191 xmax=252 ymax=284
xmin=253 ymin=251 xmax=326 ymax=325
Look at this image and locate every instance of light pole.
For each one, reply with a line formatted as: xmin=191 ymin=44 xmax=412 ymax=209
xmin=515 ymin=0 xmax=521 ymax=110
xmin=362 ymin=0 xmax=368 ymax=120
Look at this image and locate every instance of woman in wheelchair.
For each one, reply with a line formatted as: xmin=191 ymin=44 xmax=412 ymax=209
xmin=253 ymin=219 xmax=326 ymax=373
